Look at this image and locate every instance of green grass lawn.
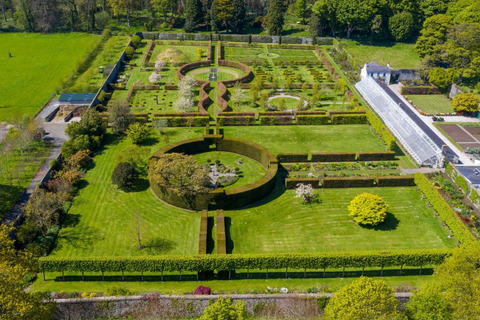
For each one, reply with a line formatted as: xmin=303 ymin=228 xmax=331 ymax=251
xmin=223 ymin=125 xmax=386 ymax=155
xmin=228 ymin=185 xmax=456 ymax=254
xmin=339 ymin=39 xmax=421 ymax=69
xmin=149 ymin=43 xmax=208 ymax=63
xmin=192 ymin=151 xmax=266 ymax=190
xmin=0 ymin=33 xmax=99 ymax=121
xmin=50 ymin=130 xmax=206 ymax=258
xmin=269 ymin=97 xmax=299 ymax=109
xmin=407 ymin=95 xmax=454 ymax=114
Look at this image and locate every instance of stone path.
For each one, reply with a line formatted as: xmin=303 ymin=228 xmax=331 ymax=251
xmin=208 ymin=164 xmax=236 ymax=186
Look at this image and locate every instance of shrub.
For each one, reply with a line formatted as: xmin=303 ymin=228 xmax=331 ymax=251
xmin=60 ymin=169 xmax=82 ymax=185
xmin=104 ymin=286 xmax=132 ymax=297
xmin=348 ymin=193 xmax=389 ymax=226
xmin=111 ymin=162 xmax=138 ymax=189
xmin=455 ymin=175 xmax=469 ymax=194
xmin=193 ymin=285 xmax=212 ymax=295
xmin=131 ymin=35 xmax=141 ymax=47
xmin=200 ymin=297 xmax=247 ymax=320
xmin=125 ymin=46 xmax=135 ymax=56
xmin=68 ymin=149 xmax=91 ymax=169
xmin=126 ymin=122 xmax=152 ymax=145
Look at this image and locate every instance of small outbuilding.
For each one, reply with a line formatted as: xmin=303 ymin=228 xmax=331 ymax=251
xmin=360 ymin=61 xmax=391 ymax=84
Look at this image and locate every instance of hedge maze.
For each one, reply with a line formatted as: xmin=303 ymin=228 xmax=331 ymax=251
xmin=37 ymin=35 xmax=475 ymax=287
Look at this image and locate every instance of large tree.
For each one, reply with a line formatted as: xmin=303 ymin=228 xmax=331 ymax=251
xmin=295 ymin=0 xmax=307 ymax=24
xmin=216 ymin=0 xmax=233 ymax=31
xmin=229 ymin=0 xmax=245 ymax=33
xmin=451 ymin=92 xmax=480 ymax=113
xmin=151 ymin=0 xmax=176 ymax=22
xmin=389 ymin=11 xmax=414 ymax=41
xmin=184 ymin=0 xmax=202 ymax=32
xmin=312 ymin=0 xmax=339 ymax=37
xmin=109 ymin=101 xmax=134 ymax=135
xmin=414 ymin=14 xmax=452 ymax=58
xmin=404 ymin=284 xmax=453 ymax=320
xmin=324 ymin=277 xmax=400 ymax=320
xmin=23 ymin=189 xmax=67 ymax=236
xmin=336 ymin=0 xmax=378 ymax=39
xmin=266 ymin=0 xmax=285 ymax=36
xmin=428 ymin=67 xmax=458 ymax=92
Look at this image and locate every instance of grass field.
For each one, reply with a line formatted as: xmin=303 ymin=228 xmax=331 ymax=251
xmin=407 ymin=95 xmax=454 ymax=114
xmin=340 ymin=40 xmax=421 ymax=69
xmin=0 ymin=33 xmax=99 ymax=121
xmin=228 ymin=185 xmax=456 ymax=254
xmin=269 ymin=97 xmax=299 ymax=109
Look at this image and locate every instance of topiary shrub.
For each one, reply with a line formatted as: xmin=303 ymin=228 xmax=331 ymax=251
xmin=193 ymin=285 xmax=212 ymax=295
xmin=112 ymin=162 xmax=138 ymax=189
xmin=131 ymin=35 xmax=141 ymax=47
xmin=348 ymin=193 xmax=389 ymax=226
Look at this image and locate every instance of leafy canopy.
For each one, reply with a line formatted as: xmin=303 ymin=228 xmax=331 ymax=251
xmin=348 ymin=193 xmax=389 ymax=226
xmin=451 ymin=92 xmax=480 ymax=113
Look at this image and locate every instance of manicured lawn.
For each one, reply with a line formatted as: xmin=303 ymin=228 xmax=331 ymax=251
xmin=340 ymin=39 xmax=421 ymax=69
xmin=149 ymin=43 xmax=208 ymax=63
xmin=223 ymin=125 xmax=386 ymax=155
xmin=407 ymin=95 xmax=454 ymax=114
xmin=50 ymin=130 xmax=206 ymax=258
xmin=269 ymin=97 xmax=299 ymax=109
xmin=228 ymin=185 xmax=456 ymax=254
xmin=0 ymin=33 xmax=99 ymax=121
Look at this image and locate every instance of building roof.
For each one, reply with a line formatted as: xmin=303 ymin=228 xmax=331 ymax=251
xmin=365 ymin=61 xmax=391 ymax=73
xmin=456 ymin=166 xmax=480 ymax=185
xmin=59 ymin=93 xmax=96 ymax=103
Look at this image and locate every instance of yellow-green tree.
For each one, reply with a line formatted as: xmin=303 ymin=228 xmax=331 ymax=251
xmin=216 ymin=0 xmax=233 ymax=31
xmin=348 ymin=193 xmax=389 ymax=226
xmin=196 ymin=47 xmax=204 ymax=60
xmin=200 ymin=297 xmax=247 ymax=320
xmin=0 ymin=225 xmax=55 ymax=320
xmin=434 ymin=242 xmax=480 ymax=319
xmin=451 ymin=92 xmax=480 ymax=113
xmin=404 ymin=284 xmax=453 ymax=320
xmin=324 ymin=277 xmax=400 ymax=320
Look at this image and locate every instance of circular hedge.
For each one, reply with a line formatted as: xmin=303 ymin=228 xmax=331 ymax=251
xmin=149 ymin=136 xmax=278 ymax=211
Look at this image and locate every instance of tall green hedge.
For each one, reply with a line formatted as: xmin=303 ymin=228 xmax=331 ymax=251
xmin=366 ymin=111 xmax=396 ymax=150
xmin=285 ymin=178 xmax=320 ymax=189
xmin=277 ymin=153 xmax=309 ymax=163
xmin=199 ymin=211 xmax=208 ymax=255
xmin=296 ymin=115 xmax=329 ymax=125
xmin=39 ymin=249 xmax=451 ymax=273
xmin=216 ymin=210 xmax=227 ymax=255
xmin=331 ymin=114 xmax=367 ymax=125
xmin=377 ymin=176 xmax=415 ymax=187
xmin=357 ymin=152 xmax=396 ymax=161
xmin=322 ymin=177 xmax=375 ymax=188
xmin=414 ymin=173 xmax=476 ymax=244
xmin=311 ymin=152 xmax=356 ymax=162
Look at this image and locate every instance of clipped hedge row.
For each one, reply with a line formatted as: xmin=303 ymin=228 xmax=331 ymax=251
xmin=311 ymin=152 xmax=356 ymax=162
xmin=455 ymin=175 xmax=469 ymax=194
xmin=217 ymin=210 xmax=227 ymax=255
xmin=328 ymin=110 xmax=366 ymax=120
xmin=217 ymin=116 xmax=255 ymax=126
xmin=322 ymin=177 xmax=375 ymax=188
xmin=445 ymin=163 xmax=455 ymax=176
xmin=199 ymin=211 xmax=208 ymax=255
xmin=295 ymin=111 xmax=326 ymax=116
xmin=366 ymin=111 xmax=396 ymax=151
xmin=331 ymin=114 xmax=367 ymax=125
xmin=198 ymin=82 xmax=210 ymax=115
xmin=157 ymin=116 xmax=210 ymax=127
xmin=296 ymin=115 xmax=329 ymax=125
xmin=277 ymin=153 xmax=309 ymax=163
xmin=39 ymin=249 xmax=451 ymax=273
xmin=358 ymin=152 xmax=396 ymax=161
xmin=400 ymin=86 xmax=440 ymax=95
xmin=471 ymin=188 xmax=480 ymax=206
xmin=414 ymin=173 xmax=476 ymax=244
xmin=259 ymin=116 xmax=294 ymax=126
xmin=377 ymin=176 xmax=415 ymax=187
xmin=285 ymin=178 xmax=320 ymax=189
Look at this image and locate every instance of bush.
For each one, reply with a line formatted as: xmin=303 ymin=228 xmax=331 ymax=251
xmin=311 ymin=153 xmax=356 ymax=162
xmin=125 ymin=46 xmax=135 ymax=56
xmin=348 ymin=193 xmax=389 ymax=226
xmin=126 ymin=123 xmax=152 ymax=144
xmin=277 ymin=153 xmax=309 ymax=163
xmin=193 ymin=285 xmax=212 ymax=295
xmin=131 ymin=35 xmax=141 ymax=47
xmin=104 ymin=286 xmax=132 ymax=297
xmin=455 ymin=175 xmax=469 ymax=194
xmin=111 ymin=162 xmax=138 ymax=189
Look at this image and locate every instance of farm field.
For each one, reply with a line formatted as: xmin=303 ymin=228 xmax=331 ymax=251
xmin=228 ymin=185 xmax=456 ymax=254
xmin=407 ymin=95 xmax=454 ymax=114
xmin=0 ymin=33 xmax=99 ymax=121
xmin=339 ymin=40 xmax=421 ymax=69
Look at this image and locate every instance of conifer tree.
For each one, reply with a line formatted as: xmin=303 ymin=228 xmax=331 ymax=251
xmin=184 ymin=0 xmax=203 ymax=32
xmin=266 ymin=0 xmax=285 ymax=36
xmin=230 ymin=0 xmax=246 ymax=33
xmin=295 ymin=0 xmax=307 ymax=24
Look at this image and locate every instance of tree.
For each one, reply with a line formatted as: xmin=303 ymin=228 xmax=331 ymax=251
xmin=109 ymin=101 xmax=135 ymax=135
xmin=153 ymin=118 xmax=169 ymax=134
xmin=278 ymin=97 xmax=286 ymax=110
xmin=312 ymin=0 xmax=340 ymax=37
xmin=178 ymin=75 xmax=197 ymax=101
xmin=295 ymin=0 xmax=307 ymax=23
xmin=336 ymin=0 xmax=378 ymax=39
xmin=404 ymin=284 xmax=453 ymax=320
xmin=116 ymin=144 xmax=150 ymax=173
xmin=389 ymin=11 xmax=415 ymax=41
xmin=230 ymin=83 xmax=246 ymax=109
xmin=0 ymin=225 xmax=56 ymax=320
xmin=112 ymin=162 xmax=138 ymax=189
xmin=433 ymin=242 xmax=480 ymax=319
xmin=68 ymin=149 xmax=91 ymax=169
xmin=184 ymin=0 xmax=202 ymax=31
xmin=155 ymin=60 xmax=166 ymax=72
xmin=451 ymin=92 xmax=480 ymax=113
xmin=334 ymin=78 xmax=348 ymax=93
xmin=23 ymin=189 xmax=67 ymax=236
xmin=126 ymin=122 xmax=152 ymax=145
xmin=107 ymin=0 xmax=140 ymax=27
xmin=324 ymin=277 xmax=400 ymax=320
xmin=210 ymin=0 xmax=220 ymax=31
xmin=63 ymin=109 xmax=106 ymax=157
xmin=414 ymin=14 xmax=452 ymax=58
xmin=428 ymin=68 xmax=458 ymax=92
xmin=196 ymin=47 xmax=204 ymax=60
xmin=259 ymin=92 xmax=269 ymax=109
xmin=174 ymin=96 xmax=195 ymax=112
xmin=200 ymin=297 xmax=247 ymax=320
xmin=348 ymin=193 xmax=389 ymax=226
xmin=149 ymin=72 xmax=162 ymax=83
xmin=216 ymin=0 xmax=233 ymax=30
xmin=148 ymin=153 xmax=210 ymax=196
xmin=294 ymin=183 xmax=317 ymax=204
xmin=309 ymin=13 xmax=322 ymax=37
xmin=230 ymin=0 xmax=246 ymax=33
xmin=151 ymin=0 xmax=176 ymax=22
xmin=266 ymin=0 xmax=285 ymax=36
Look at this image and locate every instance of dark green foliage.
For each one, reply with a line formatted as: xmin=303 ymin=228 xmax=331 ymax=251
xmin=157 ymin=116 xmax=210 ymax=127
xmin=311 ymin=153 xmax=356 ymax=162
xmin=216 ymin=210 xmax=226 ymax=254
xmin=296 ymin=115 xmax=329 ymax=125
xmin=322 ymin=177 xmax=375 ymax=188
xmin=266 ymin=0 xmax=285 ymax=36
xmin=285 ymin=178 xmax=320 ymax=189
xmin=111 ymin=162 xmax=139 ymax=189
xmin=389 ymin=12 xmax=415 ymax=41
xmin=259 ymin=116 xmax=293 ymax=125
xmin=377 ymin=176 xmax=415 ymax=187
xmin=217 ymin=116 xmax=255 ymax=126
xmin=109 ymin=102 xmax=135 ymax=135
xmin=230 ymin=0 xmax=246 ymax=33
xmin=125 ymin=46 xmax=135 ymax=57
xmin=414 ymin=173 xmax=476 ymax=244
xmin=184 ymin=0 xmax=203 ymax=31
xmin=131 ymin=35 xmax=141 ymax=47
xmin=331 ymin=114 xmax=367 ymax=125
xmin=357 ymin=152 xmax=396 ymax=161
xmin=62 ymin=110 xmax=106 ymax=158
xmin=199 ymin=210 xmax=208 ymax=255
xmin=277 ymin=153 xmax=309 ymax=163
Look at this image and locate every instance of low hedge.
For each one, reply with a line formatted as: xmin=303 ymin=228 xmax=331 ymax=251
xmin=366 ymin=111 xmax=396 ymax=151
xmin=277 ymin=153 xmax=309 ymax=163
xmin=157 ymin=117 xmax=210 ymax=127
xmin=259 ymin=116 xmax=293 ymax=126
xmin=199 ymin=211 xmax=208 ymax=255
xmin=328 ymin=110 xmax=366 ymax=120
xmin=470 ymin=188 xmax=480 ymax=206
xmin=311 ymin=152 xmax=356 ymax=162
xmin=331 ymin=114 xmax=367 ymax=125
xmin=285 ymin=178 xmax=320 ymax=189
xmin=294 ymin=111 xmax=326 ymax=117
xmin=414 ymin=173 xmax=476 ymax=244
xmin=377 ymin=176 xmax=415 ymax=187
xmin=296 ymin=115 xmax=329 ymax=125
xmin=358 ymin=152 xmax=396 ymax=161
xmin=322 ymin=177 xmax=375 ymax=188
xmin=455 ymin=175 xmax=469 ymax=194
xmin=217 ymin=210 xmax=227 ymax=255
xmin=445 ymin=163 xmax=455 ymax=176
xmin=39 ymin=249 xmax=451 ymax=273
xmin=217 ymin=116 xmax=255 ymax=126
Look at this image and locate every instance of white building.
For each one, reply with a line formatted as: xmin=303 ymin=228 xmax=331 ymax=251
xmin=360 ymin=61 xmax=391 ymax=84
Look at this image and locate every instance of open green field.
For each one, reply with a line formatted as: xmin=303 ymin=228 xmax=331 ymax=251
xmin=407 ymin=95 xmax=454 ymax=114
xmin=228 ymin=185 xmax=456 ymax=254
xmin=340 ymin=40 xmax=421 ymax=69
xmin=149 ymin=43 xmax=209 ymax=63
xmin=0 ymin=33 xmax=99 ymax=121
